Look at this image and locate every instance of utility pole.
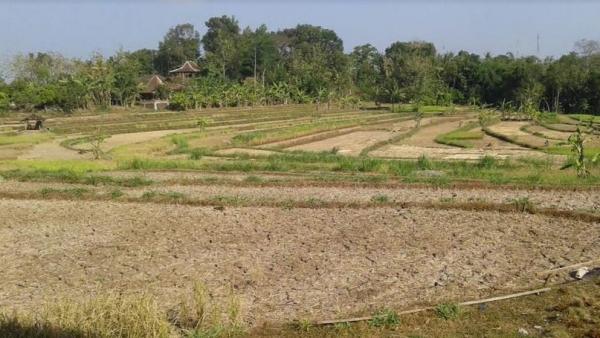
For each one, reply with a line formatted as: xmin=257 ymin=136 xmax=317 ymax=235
xmin=537 ymin=33 xmax=540 ymax=56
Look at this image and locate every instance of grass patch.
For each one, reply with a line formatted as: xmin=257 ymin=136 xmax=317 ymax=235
xmin=1 ymin=168 xmax=152 ymax=187
xmin=370 ymin=194 xmax=390 ymax=204
xmin=367 ymin=309 xmax=400 ymax=328
xmin=39 ymin=187 xmax=90 ymax=199
xmin=435 ymin=122 xmax=483 ymax=148
xmin=435 ymin=303 xmax=461 ymax=320
xmin=0 ymin=132 xmax=54 ymax=146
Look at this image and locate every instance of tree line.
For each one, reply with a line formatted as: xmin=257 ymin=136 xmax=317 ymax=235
xmin=0 ymin=16 xmax=599 ymax=115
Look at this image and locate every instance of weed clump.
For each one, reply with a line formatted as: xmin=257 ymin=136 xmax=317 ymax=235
xmin=435 ymin=303 xmax=461 ymax=320
xmin=371 ymin=194 xmax=390 ymax=204
xmin=368 ymin=309 xmax=400 ymax=328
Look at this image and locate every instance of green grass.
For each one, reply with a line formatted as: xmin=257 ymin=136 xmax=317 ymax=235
xmin=113 ymin=151 xmax=600 ymax=188
xmin=393 ymin=104 xmax=457 ymax=114
xmin=435 ymin=122 xmax=483 ymax=148
xmin=1 ymin=168 xmax=153 ymax=187
xmin=0 ymin=132 xmax=54 ymax=146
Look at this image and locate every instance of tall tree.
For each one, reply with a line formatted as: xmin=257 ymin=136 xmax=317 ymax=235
xmin=154 ymin=24 xmax=201 ymax=75
xmin=350 ymin=44 xmax=382 ymax=100
xmin=201 ymin=16 xmax=241 ymax=79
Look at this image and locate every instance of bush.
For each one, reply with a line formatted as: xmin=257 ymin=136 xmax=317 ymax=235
xmin=368 ymin=309 xmax=400 ymax=328
xmin=169 ymin=92 xmax=192 ymax=111
xmin=435 ymin=303 xmax=461 ymax=320
xmin=0 ymin=92 xmax=9 ymax=112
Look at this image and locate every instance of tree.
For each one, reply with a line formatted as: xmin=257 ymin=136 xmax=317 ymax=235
xmin=238 ymin=24 xmax=280 ymax=85
xmin=350 ymin=44 xmax=382 ymax=100
xmin=384 ymin=41 xmax=442 ymax=105
xmin=202 ymin=16 xmax=241 ymax=79
xmin=129 ymin=49 xmax=157 ymax=75
xmin=110 ymin=51 xmax=142 ymax=106
xmin=155 ymin=24 xmax=200 ymax=75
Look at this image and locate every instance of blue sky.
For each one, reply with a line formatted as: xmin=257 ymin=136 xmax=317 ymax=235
xmin=1 ymin=0 xmax=599 ymax=63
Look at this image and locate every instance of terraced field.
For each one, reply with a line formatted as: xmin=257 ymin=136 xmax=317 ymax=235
xmin=0 ymin=105 xmax=599 ymax=335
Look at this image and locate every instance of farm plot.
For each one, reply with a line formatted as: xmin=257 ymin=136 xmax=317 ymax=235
xmin=486 ymin=121 xmax=560 ymax=149
xmin=287 ymin=130 xmax=399 ymax=156
xmin=370 ymin=118 xmax=550 ymax=160
xmin=1 ymin=198 xmax=598 ymax=326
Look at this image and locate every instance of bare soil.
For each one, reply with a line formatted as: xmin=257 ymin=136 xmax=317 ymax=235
xmin=17 ymin=138 xmax=89 ymax=160
xmin=287 ymin=131 xmax=398 ymax=156
xmin=370 ymin=144 xmax=550 ymax=161
xmin=1 ymin=180 xmax=597 ymax=213
xmin=0 ymin=198 xmax=598 ymax=325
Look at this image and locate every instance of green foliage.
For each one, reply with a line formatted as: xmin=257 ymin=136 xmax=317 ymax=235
xmin=0 ymin=92 xmax=9 ymax=112
xmin=510 ymin=196 xmax=535 ymax=213
xmin=417 ymin=155 xmax=432 ymax=170
xmin=371 ymin=194 xmax=390 ymax=204
xmin=170 ymin=92 xmax=193 ymax=111
xmin=435 ymin=303 xmax=461 ymax=320
xmin=368 ymin=309 xmax=400 ymax=328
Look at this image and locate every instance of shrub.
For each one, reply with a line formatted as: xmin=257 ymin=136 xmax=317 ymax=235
xmin=435 ymin=303 xmax=461 ymax=320
xmin=169 ymin=92 xmax=192 ymax=111
xmin=371 ymin=194 xmax=390 ymax=204
xmin=417 ymin=155 xmax=432 ymax=170
xmin=368 ymin=309 xmax=400 ymax=328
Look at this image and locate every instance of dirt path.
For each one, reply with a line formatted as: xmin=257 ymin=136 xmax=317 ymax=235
xmin=0 ymin=199 xmax=598 ymax=325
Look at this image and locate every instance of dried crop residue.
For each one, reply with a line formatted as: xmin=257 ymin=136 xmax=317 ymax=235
xmin=1 ymin=199 xmax=599 ymax=325
xmin=215 ymin=148 xmax=280 ymax=157
xmin=17 ymin=138 xmax=89 ymax=160
xmin=287 ymin=131 xmax=398 ymax=156
xmin=370 ymin=144 xmax=549 ymax=161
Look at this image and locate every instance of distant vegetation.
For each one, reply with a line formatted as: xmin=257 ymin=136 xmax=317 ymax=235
xmin=0 ymin=17 xmax=599 ymax=115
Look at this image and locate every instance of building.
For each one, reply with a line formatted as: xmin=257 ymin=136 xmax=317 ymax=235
xmin=139 ymin=75 xmax=169 ymax=111
xmin=168 ymin=61 xmax=201 ymax=80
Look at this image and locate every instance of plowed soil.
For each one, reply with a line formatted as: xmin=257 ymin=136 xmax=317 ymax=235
xmin=1 ymin=197 xmax=598 ymax=325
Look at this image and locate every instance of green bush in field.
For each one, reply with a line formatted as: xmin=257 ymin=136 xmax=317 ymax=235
xmin=169 ymin=92 xmax=192 ymax=111
xmin=368 ymin=309 xmax=400 ymax=328
xmin=435 ymin=303 xmax=461 ymax=320
xmin=0 ymin=92 xmax=9 ymax=112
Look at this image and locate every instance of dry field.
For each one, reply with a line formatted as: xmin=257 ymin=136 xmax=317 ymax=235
xmin=1 ymin=106 xmax=600 ymax=336
xmin=1 ymin=195 xmax=598 ymax=326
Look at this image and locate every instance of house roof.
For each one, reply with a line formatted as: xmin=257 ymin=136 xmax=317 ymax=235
xmin=169 ymin=61 xmax=201 ymax=74
xmin=21 ymin=114 xmax=45 ymax=122
xmin=146 ymin=75 xmax=165 ymax=92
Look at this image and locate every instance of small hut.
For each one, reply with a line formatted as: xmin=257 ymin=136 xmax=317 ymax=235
xmin=169 ymin=61 xmax=201 ymax=79
xmin=21 ymin=114 xmax=45 ymax=130
xmin=139 ymin=75 xmax=166 ymax=101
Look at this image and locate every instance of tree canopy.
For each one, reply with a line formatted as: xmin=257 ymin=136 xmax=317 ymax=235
xmin=1 ymin=19 xmax=599 ymax=115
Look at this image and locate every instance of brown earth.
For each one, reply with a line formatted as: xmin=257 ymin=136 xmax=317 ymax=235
xmin=370 ymin=144 xmax=551 ymax=161
xmin=17 ymin=138 xmax=89 ymax=160
xmin=287 ymin=131 xmax=399 ymax=156
xmin=1 ymin=199 xmax=598 ymax=326
xmin=1 ymin=180 xmax=597 ymax=213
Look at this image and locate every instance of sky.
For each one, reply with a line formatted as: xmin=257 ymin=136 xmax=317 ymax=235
xmin=1 ymin=0 xmax=599 ymax=65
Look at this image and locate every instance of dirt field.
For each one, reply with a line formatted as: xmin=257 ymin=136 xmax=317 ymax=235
xmin=287 ymin=130 xmax=398 ymax=155
xmin=371 ymin=143 xmax=550 ymax=160
xmin=1 ymin=198 xmax=598 ymax=326
xmin=18 ymin=138 xmax=89 ymax=160
xmin=0 ymin=180 xmax=598 ymax=212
